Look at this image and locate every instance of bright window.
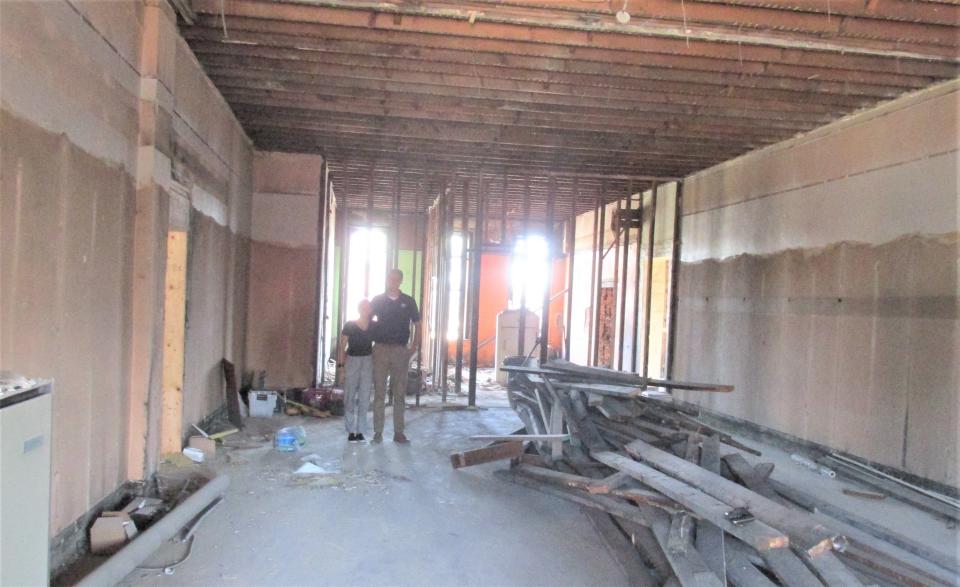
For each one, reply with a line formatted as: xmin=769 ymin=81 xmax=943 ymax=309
xmin=510 ymin=234 xmax=549 ymax=310
xmin=345 ymin=227 xmax=387 ymax=320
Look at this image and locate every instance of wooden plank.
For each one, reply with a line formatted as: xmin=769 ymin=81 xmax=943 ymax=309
xmin=221 ymin=359 xmax=244 ymax=430
xmin=494 ymin=469 xmax=652 ymax=528
xmin=769 ymin=479 xmax=960 ymax=583
xmin=584 ymin=509 xmax=659 ymax=586
xmin=450 ymin=440 xmax=524 ymax=469
xmin=696 ymin=435 xmax=728 ymax=581
xmin=801 ymin=550 xmax=864 ymax=586
xmin=759 ymin=548 xmax=824 ymax=587
xmin=160 ymin=231 xmax=188 ymax=455
xmin=723 ymin=453 xmax=781 ymax=501
xmin=619 ymin=520 xmax=675 ymax=583
xmin=593 ymin=452 xmax=790 ymax=552
xmin=724 ymin=539 xmax=778 ymax=587
xmin=650 ymin=513 xmax=725 ymax=587
xmin=624 ymin=440 xmax=843 ymax=556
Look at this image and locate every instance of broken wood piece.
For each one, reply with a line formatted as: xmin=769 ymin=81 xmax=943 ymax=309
xmin=594 ymin=451 xmax=790 ymax=553
xmin=589 ymin=471 xmax=631 ymax=494
xmin=724 ymin=539 xmax=779 ymax=587
xmin=759 ymin=547 xmax=824 ymax=587
xmin=450 ymin=440 xmax=524 ymax=469
xmin=695 ymin=435 xmax=727 ymax=581
xmin=841 ymin=488 xmax=886 ymax=500
xmin=470 ymin=434 xmax=569 ymax=441
xmin=623 ymin=440 xmax=845 ymax=556
xmin=207 ymin=428 xmax=238 ymax=441
xmin=282 ymin=398 xmax=330 ymax=418
xmin=723 ymin=453 xmax=782 ymax=501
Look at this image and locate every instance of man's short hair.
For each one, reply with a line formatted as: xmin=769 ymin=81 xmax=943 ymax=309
xmin=389 ymin=268 xmax=404 ymax=279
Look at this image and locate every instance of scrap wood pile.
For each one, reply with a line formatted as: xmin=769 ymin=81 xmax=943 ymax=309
xmin=450 ymin=360 xmax=957 ymax=587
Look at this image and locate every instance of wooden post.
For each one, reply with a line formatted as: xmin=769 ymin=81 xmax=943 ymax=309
xmin=631 ymin=183 xmax=652 ymax=373
xmin=591 ymin=180 xmax=607 ymax=367
xmin=539 ymin=176 xmax=555 ymax=365
xmin=160 ymin=231 xmax=188 ymax=455
xmin=616 ymin=180 xmax=633 ymax=371
xmin=587 ymin=182 xmax=601 ymax=366
xmin=564 ymin=178 xmax=577 ymax=361
xmin=642 ymin=184 xmax=660 ymax=379
xmin=454 ymin=179 xmax=470 ymax=395
xmin=517 ymin=178 xmax=531 ymax=358
xmin=666 ymin=182 xmax=684 ymax=381
xmin=610 ymin=191 xmax=623 ymax=370
xmin=467 ymin=176 xmax=485 ymax=407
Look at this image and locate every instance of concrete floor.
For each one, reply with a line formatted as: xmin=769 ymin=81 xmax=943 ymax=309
xmin=121 ymin=406 xmax=629 ymax=587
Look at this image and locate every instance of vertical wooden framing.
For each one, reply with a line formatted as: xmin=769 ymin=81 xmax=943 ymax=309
xmin=666 ymin=182 xmax=684 ymax=380
xmin=160 ymin=230 xmax=188 ymax=455
xmin=467 ymin=175 xmax=485 ymax=407
xmin=616 ymin=180 xmax=633 ymax=371
xmin=415 ymin=174 xmax=428 ymax=406
xmin=642 ymin=184 xmax=660 ymax=379
xmin=610 ymin=191 xmax=623 ymax=369
xmin=630 ymin=182 xmax=652 ymax=373
xmin=454 ymin=179 xmax=470 ymax=394
xmin=393 ymin=167 xmax=402 ymax=270
xmin=591 ymin=180 xmax=607 ymax=367
xmin=517 ymin=178 xmax=531 ymax=357
xmin=314 ymin=163 xmax=331 ymax=386
xmin=539 ymin=176 xmax=555 ymax=365
xmin=563 ymin=178 xmax=577 ymax=361
xmin=439 ymin=176 xmax=454 ymax=403
xmin=587 ymin=183 xmax=601 ymax=366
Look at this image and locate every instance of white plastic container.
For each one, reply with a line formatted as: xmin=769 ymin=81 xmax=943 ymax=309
xmin=249 ymin=390 xmax=277 ymax=417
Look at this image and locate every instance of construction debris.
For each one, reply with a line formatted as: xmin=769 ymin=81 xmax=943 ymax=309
xmin=459 ymin=360 xmax=957 ymax=587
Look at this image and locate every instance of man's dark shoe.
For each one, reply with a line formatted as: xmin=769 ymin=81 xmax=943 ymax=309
xmin=348 ymin=433 xmax=358 ymax=442
xmin=355 ymin=433 xmax=366 ymax=442
xmin=393 ymin=433 xmax=410 ymax=444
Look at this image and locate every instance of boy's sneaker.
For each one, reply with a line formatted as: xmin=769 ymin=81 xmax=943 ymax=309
xmin=355 ymin=433 xmax=366 ymax=442
xmin=348 ymin=433 xmax=357 ymax=442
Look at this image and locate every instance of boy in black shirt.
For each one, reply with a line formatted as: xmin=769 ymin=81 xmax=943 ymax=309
xmin=338 ymin=299 xmax=375 ymax=442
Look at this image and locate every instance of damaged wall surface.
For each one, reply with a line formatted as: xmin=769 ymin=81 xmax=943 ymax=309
xmin=246 ymin=151 xmax=324 ymax=389
xmin=673 ymin=81 xmax=959 ymax=488
xmin=0 ymin=0 xmax=252 ymax=542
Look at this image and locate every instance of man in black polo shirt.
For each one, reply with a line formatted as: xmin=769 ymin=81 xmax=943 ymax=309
xmin=370 ymin=268 xmax=421 ymax=443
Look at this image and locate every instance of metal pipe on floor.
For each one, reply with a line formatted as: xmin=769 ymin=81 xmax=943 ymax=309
xmin=76 ymin=475 xmax=230 ymax=587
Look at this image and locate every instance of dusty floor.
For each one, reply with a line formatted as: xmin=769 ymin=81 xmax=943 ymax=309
xmin=120 ymin=405 xmax=629 ymax=587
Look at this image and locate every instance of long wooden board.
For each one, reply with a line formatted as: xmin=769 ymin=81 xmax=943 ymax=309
xmin=594 ymin=451 xmax=790 ymax=553
xmin=624 ymin=440 xmax=843 ymax=556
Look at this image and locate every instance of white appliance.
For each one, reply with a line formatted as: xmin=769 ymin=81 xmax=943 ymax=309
xmin=495 ymin=309 xmax=540 ymax=384
xmin=0 ymin=378 xmax=53 ymax=587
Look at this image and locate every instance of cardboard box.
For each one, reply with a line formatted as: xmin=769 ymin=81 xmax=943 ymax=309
xmin=188 ymin=436 xmax=216 ymax=460
xmin=90 ymin=512 xmax=138 ymax=555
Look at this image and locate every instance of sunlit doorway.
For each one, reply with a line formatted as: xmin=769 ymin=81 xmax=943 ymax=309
xmin=344 ymin=227 xmax=388 ymax=321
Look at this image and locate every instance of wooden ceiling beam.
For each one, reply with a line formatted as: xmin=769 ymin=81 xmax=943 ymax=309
xmin=192 ymin=0 xmax=958 ymax=60
xmin=386 ymin=0 xmax=958 ymax=46
xmin=187 ymin=36 xmax=922 ymax=98
xmin=183 ymin=20 xmax=941 ymax=87
xmin=201 ymin=60 xmax=862 ymax=117
xmin=206 ymin=70 xmax=844 ymax=127
xmin=221 ymin=92 xmax=815 ymax=137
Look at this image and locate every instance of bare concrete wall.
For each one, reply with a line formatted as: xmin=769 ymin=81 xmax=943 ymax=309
xmin=245 ymin=151 xmax=323 ymax=388
xmin=0 ymin=0 xmax=252 ymax=538
xmin=674 ymin=81 xmax=959 ymax=488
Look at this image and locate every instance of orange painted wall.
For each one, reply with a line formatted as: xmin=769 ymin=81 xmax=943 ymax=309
xmin=450 ymin=252 xmax=567 ymax=366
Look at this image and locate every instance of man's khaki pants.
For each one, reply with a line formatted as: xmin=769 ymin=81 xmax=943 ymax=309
xmin=372 ymin=343 xmax=411 ymax=437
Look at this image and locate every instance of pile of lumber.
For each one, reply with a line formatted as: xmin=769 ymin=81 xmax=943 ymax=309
xmin=453 ymin=360 xmax=956 ymax=587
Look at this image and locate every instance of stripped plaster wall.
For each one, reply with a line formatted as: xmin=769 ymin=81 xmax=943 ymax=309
xmin=673 ymin=81 xmax=959 ymax=487
xmin=0 ymin=0 xmax=252 ymax=540
xmin=246 ymin=151 xmax=323 ymax=388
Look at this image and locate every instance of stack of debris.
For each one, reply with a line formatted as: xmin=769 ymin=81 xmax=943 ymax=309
xmin=451 ymin=360 xmax=957 ymax=587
